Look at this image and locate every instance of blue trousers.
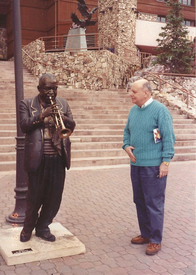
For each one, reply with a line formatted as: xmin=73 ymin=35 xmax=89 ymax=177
xmin=131 ymin=166 xmax=167 ymax=244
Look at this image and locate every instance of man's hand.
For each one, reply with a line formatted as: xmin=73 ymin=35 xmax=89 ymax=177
xmin=159 ymin=162 xmax=169 ymax=178
xmin=125 ymin=146 xmax=136 ymax=163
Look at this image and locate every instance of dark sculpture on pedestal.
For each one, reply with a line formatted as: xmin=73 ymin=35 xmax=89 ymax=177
xmin=19 ymin=74 xmax=76 ymax=243
xmin=71 ymin=0 xmax=98 ymax=29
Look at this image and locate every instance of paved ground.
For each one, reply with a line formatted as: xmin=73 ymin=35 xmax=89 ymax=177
xmin=0 ymin=161 xmax=195 ymax=275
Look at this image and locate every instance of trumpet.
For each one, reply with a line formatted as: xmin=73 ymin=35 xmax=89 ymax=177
xmin=49 ymin=96 xmax=72 ymax=139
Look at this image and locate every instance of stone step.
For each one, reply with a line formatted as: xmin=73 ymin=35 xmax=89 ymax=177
xmin=0 ymin=104 xmax=130 ymax=110
xmin=175 ymin=134 xmax=196 ymax=141
xmin=174 ymin=146 xmax=196 ymax=154
xmin=0 ymin=152 xmax=195 ymax=168
xmin=71 ymin=153 xmax=196 ymax=167
xmin=0 ymin=124 xmax=16 ymax=130
xmin=0 ymin=124 xmax=125 ymax=131
xmin=174 ymin=140 xmax=196 ymax=146
xmin=0 ymin=161 xmax=16 ymax=171
xmin=1 ymin=129 xmax=196 ymax=141
xmin=71 ymin=140 xmax=196 ymax=149
xmin=0 ymin=149 xmax=196 ymax=166
xmin=0 ymin=119 xmax=16 ymax=124
xmin=0 ymin=109 xmax=189 ymax=119
xmin=0 ymin=152 xmax=16 ymax=162
xmin=0 ymin=141 xmax=195 ymax=156
xmin=77 ymin=118 xmax=195 ymax=125
xmin=172 ymin=153 xmax=196 ymax=161
xmin=0 ymin=93 xmax=129 ymax=99
xmin=1 ymin=113 xmax=187 ymax=120
xmin=72 ymin=128 xmax=196 ymax=136
xmin=0 ymin=131 xmax=16 ymax=137
xmin=73 ymin=123 xmax=195 ymax=130
xmin=0 ymin=149 xmax=126 ymax=162
xmin=0 ymin=121 xmax=195 ymax=131
xmin=174 ymin=129 xmax=196 ymax=134
xmin=71 ymin=146 xmax=196 ymax=158
xmin=71 ymin=156 xmax=129 ymax=167
xmin=0 ymin=137 xmax=15 ymax=145
xmin=173 ymin=124 xmax=196 ymax=129
xmin=0 ymin=144 xmax=15 ymax=153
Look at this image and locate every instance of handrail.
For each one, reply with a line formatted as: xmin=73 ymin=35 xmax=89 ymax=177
xmin=158 ymin=72 xmax=196 ymax=78
xmin=22 ymin=49 xmax=36 ymax=62
xmin=145 ymin=72 xmax=196 ymax=109
xmin=38 ymin=33 xmax=151 ymax=67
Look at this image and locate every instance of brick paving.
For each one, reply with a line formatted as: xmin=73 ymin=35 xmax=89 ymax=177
xmin=0 ymin=161 xmax=195 ymax=275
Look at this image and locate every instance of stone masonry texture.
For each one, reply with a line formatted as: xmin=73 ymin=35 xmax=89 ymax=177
xmin=0 ymin=161 xmax=195 ymax=274
xmin=98 ymin=0 xmax=138 ymax=56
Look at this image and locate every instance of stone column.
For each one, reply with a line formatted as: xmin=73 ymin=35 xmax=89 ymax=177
xmin=0 ymin=28 xmax=7 ymax=60
xmin=98 ymin=0 xmax=138 ymax=57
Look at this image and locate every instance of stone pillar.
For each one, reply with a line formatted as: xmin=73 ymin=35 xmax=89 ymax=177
xmin=0 ymin=28 xmax=7 ymax=60
xmin=98 ymin=0 xmax=138 ymax=57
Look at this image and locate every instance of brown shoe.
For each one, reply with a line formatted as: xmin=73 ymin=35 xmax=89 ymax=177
xmin=146 ymin=242 xmax=161 ymax=255
xmin=131 ymin=235 xmax=149 ymax=244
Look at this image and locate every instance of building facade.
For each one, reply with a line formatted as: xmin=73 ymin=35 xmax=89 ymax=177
xmin=0 ymin=0 xmax=98 ymax=59
xmin=136 ymin=0 xmax=196 ymax=53
xmin=98 ymin=0 xmax=195 ymax=55
xmin=0 ymin=0 xmax=195 ymax=60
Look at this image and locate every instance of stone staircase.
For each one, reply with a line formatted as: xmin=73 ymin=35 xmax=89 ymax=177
xmin=0 ymin=61 xmax=196 ymax=172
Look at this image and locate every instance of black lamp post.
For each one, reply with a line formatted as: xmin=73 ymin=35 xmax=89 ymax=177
xmin=6 ymin=0 xmax=28 ymax=224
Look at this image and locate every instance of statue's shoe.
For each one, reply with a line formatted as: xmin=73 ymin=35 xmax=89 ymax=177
xmin=20 ymin=229 xmax=32 ymax=242
xmin=35 ymin=231 xmax=56 ymax=242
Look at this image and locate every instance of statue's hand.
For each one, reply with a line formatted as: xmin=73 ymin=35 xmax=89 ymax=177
xmin=42 ymin=106 xmax=53 ymax=118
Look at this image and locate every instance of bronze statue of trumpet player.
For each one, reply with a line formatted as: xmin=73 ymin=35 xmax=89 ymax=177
xmin=19 ymin=73 xmax=76 ymax=242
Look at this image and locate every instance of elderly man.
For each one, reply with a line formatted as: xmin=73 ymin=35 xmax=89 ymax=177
xmin=123 ymin=78 xmax=175 ymax=255
xmin=19 ymin=73 xmax=76 ymax=242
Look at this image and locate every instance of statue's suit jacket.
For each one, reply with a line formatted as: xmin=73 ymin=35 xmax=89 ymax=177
xmin=19 ymin=95 xmax=75 ymax=172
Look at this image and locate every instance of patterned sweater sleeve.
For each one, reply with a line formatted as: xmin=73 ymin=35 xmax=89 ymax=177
xmin=158 ymin=106 xmax=175 ymax=162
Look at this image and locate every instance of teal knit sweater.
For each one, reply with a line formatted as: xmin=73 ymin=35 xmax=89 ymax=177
xmin=122 ymin=100 xmax=175 ymax=166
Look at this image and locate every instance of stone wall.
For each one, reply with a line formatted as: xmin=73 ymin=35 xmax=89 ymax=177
xmin=0 ymin=28 xmax=7 ymax=60
xmin=22 ymin=39 xmax=134 ymax=90
xmin=98 ymin=0 xmax=138 ymax=57
xmin=129 ymin=65 xmax=196 ymax=119
xmin=138 ymin=13 xmax=158 ymax=22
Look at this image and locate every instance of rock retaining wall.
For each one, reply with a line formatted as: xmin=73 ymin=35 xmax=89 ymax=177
xmin=129 ymin=66 xmax=196 ymax=119
xmin=0 ymin=28 xmax=7 ymax=60
xmin=22 ymin=39 xmax=134 ymax=90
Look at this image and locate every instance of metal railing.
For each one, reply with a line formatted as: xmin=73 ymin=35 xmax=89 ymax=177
xmin=146 ymin=72 xmax=196 ymax=109
xmin=39 ymin=33 xmax=102 ymax=52
xmin=38 ymin=33 xmax=151 ymax=68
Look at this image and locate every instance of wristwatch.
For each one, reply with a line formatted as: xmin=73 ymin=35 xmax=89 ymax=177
xmin=163 ymin=161 xmax=169 ymax=166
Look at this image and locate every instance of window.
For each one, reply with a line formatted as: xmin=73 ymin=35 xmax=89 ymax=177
xmin=182 ymin=20 xmax=195 ymax=26
xmin=179 ymin=0 xmax=192 ymax=6
xmin=158 ymin=16 xmax=166 ymax=23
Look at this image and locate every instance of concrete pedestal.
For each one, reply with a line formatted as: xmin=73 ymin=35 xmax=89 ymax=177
xmin=65 ymin=28 xmax=87 ymax=51
xmin=0 ymin=223 xmax=85 ymax=266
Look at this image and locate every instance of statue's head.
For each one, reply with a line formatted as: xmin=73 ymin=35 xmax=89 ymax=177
xmin=37 ymin=73 xmax=58 ymax=104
